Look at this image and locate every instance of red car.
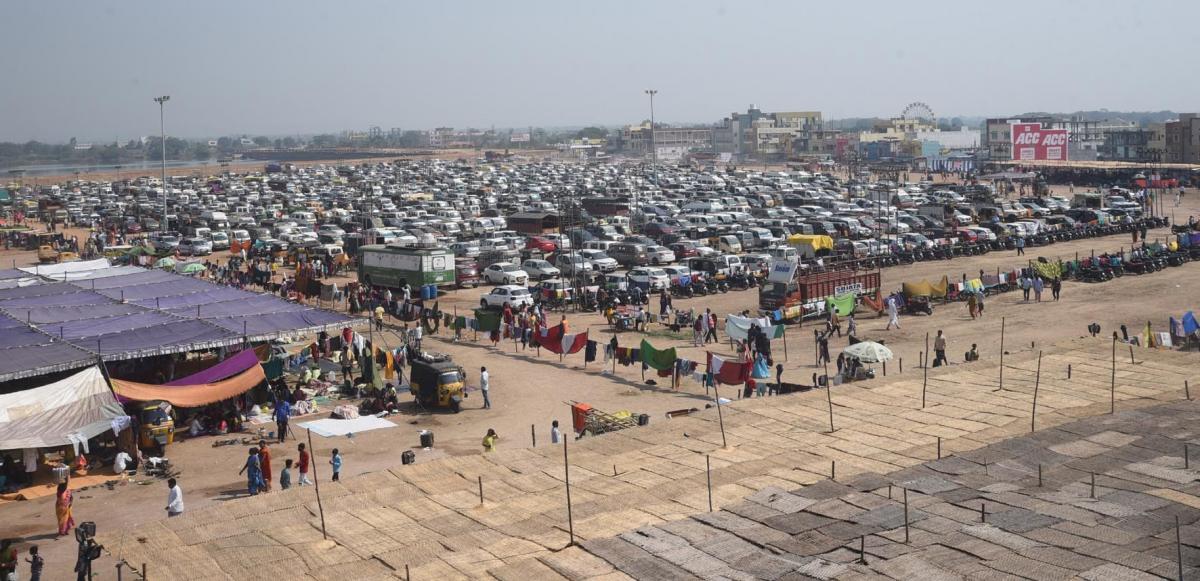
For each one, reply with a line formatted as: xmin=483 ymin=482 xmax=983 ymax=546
xmin=668 ymin=242 xmax=698 ymax=259
xmin=525 ymin=236 xmax=557 ymax=253
xmin=955 ymin=228 xmax=978 ymax=243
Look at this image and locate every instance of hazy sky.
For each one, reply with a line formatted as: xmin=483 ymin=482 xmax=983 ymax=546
xmin=2 ymin=0 xmax=1197 ymax=142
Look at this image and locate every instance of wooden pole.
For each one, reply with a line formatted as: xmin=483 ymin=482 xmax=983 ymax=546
xmin=531 ymin=424 xmax=536 ymax=447
xmin=478 ymin=476 xmax=484 ymax=505
xmin=996 ymin=317 xmax=1006 ymax=391
xmin=1177 ymin=515 xmax=1184 ymax=581
xmin=903 ymin=487 xmax=910 ymax=544
xmin=1031 ymin=351 xmax=1042 ymax=433
xmin=714 ymin=382 xmax=728 ymax=448
xmin=823 ymin=360 xmax=835 ymax=433
xmin=1111 ymin=334 xmax=1117 ymax=414
xmin=563 ymin=438 xmax=575 ymax=546
xmin=921 ymin=334 xmax=929 ymax=409
xmin=1129 ymin=344 xmax=1135 ymax=365
xmin=782 ymin=325 xmax=788 ymax=362
xmin=706 ymin=454 xmax=713 ymax=512
xmin=1187 ymin=380 xmax=1191 ymax=401
xmin=307 ymin=429 xmax=328 ymax=540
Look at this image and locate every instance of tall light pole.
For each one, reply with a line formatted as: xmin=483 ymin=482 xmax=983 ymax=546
xmin=642 ymin=89 xmax=658 ymax=234
xmin=154 ymin=95 xmax=170 ymax=232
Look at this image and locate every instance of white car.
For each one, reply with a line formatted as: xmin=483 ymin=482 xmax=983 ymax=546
xmin=661 ymin=265 xmax=695 ymax=284
xmin=480 ymin=285 xmax=534 ymax=308
xmin=628 ymin=267 xmax=670 ymax=292
xmin=554 ymin=253 xmax=592 ymax=274
xmin=178 ymin=237 xmax=212 ymax=256
xmin=645 ymin=245 xmax=676 ymax=265
xmin=966 ymin=226 xmax=997 ymax=242
xmin=482 ymin=262 xmax=528 ymax=285
xmin=578 ymin=249 xmax=618 ymax=272
xmin=521 ymin=259 xmax=560 ymax=280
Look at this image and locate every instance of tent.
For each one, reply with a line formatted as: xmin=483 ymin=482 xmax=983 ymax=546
xmin=0 ymin=366 xmax=127 ymax=451
xmin=111 ymin=364 xmax=266 ymax=407
xmin=902 ymin=275 xmax=949 ymax=299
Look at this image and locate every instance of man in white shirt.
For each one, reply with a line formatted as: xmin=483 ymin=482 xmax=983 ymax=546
xmin=480 ymin=367 xmax=491 ymax=409
xmin=113 ymin=451 xmax=132 ymax=474
xmin=166 ymin=478 xmax=184 ymax=517
xmin=550 ymin=420 xmax=561 ymax=444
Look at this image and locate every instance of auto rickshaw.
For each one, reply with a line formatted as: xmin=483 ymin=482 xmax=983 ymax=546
xmin=409 ymin=352 xmax=466 ymax=412
xmin=138 ymin=402 xmax=175 ymax=449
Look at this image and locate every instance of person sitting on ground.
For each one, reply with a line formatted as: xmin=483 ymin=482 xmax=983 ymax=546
xmin=965 ymin=344 xmax=980 ymax=362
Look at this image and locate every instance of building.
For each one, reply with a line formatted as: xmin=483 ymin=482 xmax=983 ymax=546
xmin=981 ymin=116 xmax=1135 ymax=161
xmin=712 ymin=106 xmax=825 ymax=160
xmin=619 ymin=123 xmax=713 ymax=158
xmin=1165 ymin=114 xmax=1200 ymax=163
xmin=1100 ymin=126 xmax=1165 ymax=162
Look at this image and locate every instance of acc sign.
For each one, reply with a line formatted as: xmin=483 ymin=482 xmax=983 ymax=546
xmin=1011 ymin=123 xmax=1069 ymax=161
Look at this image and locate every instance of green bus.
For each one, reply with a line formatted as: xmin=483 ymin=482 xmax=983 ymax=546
xmin=358 ymin=244 xmax=455 ymax=289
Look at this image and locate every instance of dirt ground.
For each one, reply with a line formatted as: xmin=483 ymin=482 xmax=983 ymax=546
xmin=2 ymin=193 xmax=1197 ymax=580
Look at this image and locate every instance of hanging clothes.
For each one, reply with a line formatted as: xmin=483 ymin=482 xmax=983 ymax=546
xmin=584 ymin=340 xmax=598 ymax=363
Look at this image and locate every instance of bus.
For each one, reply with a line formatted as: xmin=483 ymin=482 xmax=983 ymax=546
xmin=358 ymin=244 xmax=455 ymax=289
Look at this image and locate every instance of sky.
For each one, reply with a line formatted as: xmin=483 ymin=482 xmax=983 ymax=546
xmin=2 ymin=0 xmax=1197 ymax=142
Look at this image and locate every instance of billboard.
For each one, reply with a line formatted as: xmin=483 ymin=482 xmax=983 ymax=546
xmin=1010 ymin=123 xmax=1068 ymax=161
xmin=510 ymin=133 xmax=531 ymax=143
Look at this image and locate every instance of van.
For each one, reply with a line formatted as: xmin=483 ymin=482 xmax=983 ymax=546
xmin=715 ymin=235 xmax=742 ymax=254
xmin=608 ymin=242 xmax=649 ymax=267
xmin=290 ymin=211 xmax=316 ymax=225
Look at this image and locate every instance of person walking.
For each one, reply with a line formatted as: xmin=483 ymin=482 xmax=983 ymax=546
xmin=885 ymin=296 xmax=900 ymax=330
xmin=1020 ymin=275 xmax=1032 ymax=301
xmin=817 ymin=332 xmax=831 ymax=366
xmin=297 ymin=443 xmax=312 ymax=486
xmin=698 ymin=311 xmax=710 ymax=345
xmin=55 ymin=481 xmax=75 ymax=536
xmin=967 ymin=292 xmax=977 ymax=319
xmin=482 ymin=429 xmax=499 ymax=453
xmin=258 ymin=441 xmax=273 ymax=492
xmin=1015 ymin=236 xmax=1025 ymax=256
xmin=280 ymin=459 xmax=293 ymax=490
xmin=329 ymin=449 xmax=342 ymax=481
xmin=706 ymin=310 xmax=719 ymax=344
xmin=846 ymin=314 xmax=857 ymax=338
xmin=274 ymin=399 xmax=290 ymax=443
xmin=1051 ymin=278 xmax=1062 ymax=301
xmin=480 ymin=366 xmax=491 ymax=409
xmin=412 ymin=324 xmax=423 ymax=352
xmin=550 ymin=420 xmax=562 ymax=444
xmin=166 ymin=478 xmax=184 ymax=517
xmin=1032 ymin=277 xmax=1044 ymax=302
xmin=934 ymin=330 xmax=948 ymax=367
xmin=374 ymin=304 xmax=384 ymax=331
xmin=238 ymin=448 xmax=263 ymax=496
xmin=25 ymin=544 xmax=42 ymax=581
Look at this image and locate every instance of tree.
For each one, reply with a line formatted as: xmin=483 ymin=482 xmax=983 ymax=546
xmin=312 ymin=134 xmax=338 ymax=147
xmin=576 ymin=127 xmax=608 ymax=140
xmin=282 ymin=136 xmax=298 ymax=148
xmin=252 ymin=136 xmax=271 ymax=147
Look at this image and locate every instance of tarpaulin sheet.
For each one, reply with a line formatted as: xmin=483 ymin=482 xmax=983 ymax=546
xmin=132 ymin=287 xmax=250 ymax=309
xmin=167 ymin=348 xmax=262 ymax=385
xmin=18 ymin=258 xmax=110 ymax=278
xmin=640 ymin=339 xmax=677 ymax=371
xmin=208 ymin=310 xmax=350 ymax=337
xmin=50 ymin=312 xmax=179 ymax=341
xmin=296 ymin=416 xmax=397 ymax=438
xmin=0 ymin=291 xmax=111 ymax=308
xmin=83 ymin=269 xmax=176 ymax=289
xmin=902 ymin=275 xmax=949 ymax=299
xmin=0 ymin=325 xmax=51 ymax=349
xmin=6 ymin=303 xmax=147 ymax=325
xmin=112 ymin=364 xmax=266 ymax=407
xmin=724 ymin=315 xmax=784 ymax=341
xmin=92 ymin=320 xmax=235 ymax=357
xmin=787 ymin=234 xmax=834 ymax=251
xmin=175 ymin=294 xmax=311 ymax=317
xmin=95 ymin=278 xmax=212 ymax=302
xmin=824 ymin=293 xmax=857 ymax=316
xmin=1030 ymin=261 xmax=1063 ymax=280
xmin=0 ymin=367 xmax=126 ymax=451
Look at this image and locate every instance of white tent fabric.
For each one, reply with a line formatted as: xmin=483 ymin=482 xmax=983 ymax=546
xmin=0 ymin=366 xmax=127 ymax=451
xmin=19 ymin=258 xmax=112 ymax=280
xmin=296 ymin=416 xmax=397 ymax=438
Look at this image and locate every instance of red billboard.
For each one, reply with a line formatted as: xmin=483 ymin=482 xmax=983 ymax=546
xmin=1010 ymin=123 xmax=1069 ymax=161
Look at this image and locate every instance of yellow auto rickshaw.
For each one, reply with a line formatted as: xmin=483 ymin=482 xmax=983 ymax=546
xmin=138 ymin=402 xmax=175 ymax=449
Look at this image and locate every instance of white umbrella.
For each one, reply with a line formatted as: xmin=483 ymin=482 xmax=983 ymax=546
xmin=842 ymin=341 xmax=893 ymax=364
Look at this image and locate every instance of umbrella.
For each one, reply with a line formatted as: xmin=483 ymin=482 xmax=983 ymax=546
xmin=154 ymin=257 xmax=176 ymax=268
xmin=842 ymin=341 xmax=893 ymax=363
xmin=178 ymin=262 xmax=205 ymax=275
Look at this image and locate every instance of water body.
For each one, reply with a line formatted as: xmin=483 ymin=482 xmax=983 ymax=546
xmin=2 ymin=159 xmax=272 ymax=177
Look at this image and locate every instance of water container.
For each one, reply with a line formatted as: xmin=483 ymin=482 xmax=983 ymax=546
xmin=419 ymin=430 xmax=434 ymax=448
xmin=637 ymin=414 xmax=650 ymax=427
xmin=401 ymin=450 xmax=415 ymax=465
xmin=421 ymin=284 xmax=437 ymax=300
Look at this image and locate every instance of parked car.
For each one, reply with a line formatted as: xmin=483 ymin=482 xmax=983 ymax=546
xmin=578 ymin=249 xmax=618 ymax=272
xmin=521 ymin=259 xmax=561 ymax=280
xmin=644 ymin=245 xmax=676 ymax=265
xmin=628 ymin=267 xmax=670 ymax=292
xmin=608 ymin=242 xmax=649 ymax=267
xmin=178 ymin=237 xmax=212 ymax=256
xmin=482 ymin=262 xmax=528 ymax=285
xmin=480 ymin=285 xmax=534 ymax=308
xmin=554 ymin=253 xmax=592 ymax=275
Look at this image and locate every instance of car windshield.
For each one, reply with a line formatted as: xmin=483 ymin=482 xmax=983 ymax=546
xmin=647 ymin=268 xmax=667 ymax=276
xmin=590 ymin=251 xmax=610 ymax=259
xmin=501 ymin=264 xmax=519 ymax=272
xmin=510 ymin=288 xmax=530 ymax=296
xmin=438 ymin=371 xmax=462 ymax=385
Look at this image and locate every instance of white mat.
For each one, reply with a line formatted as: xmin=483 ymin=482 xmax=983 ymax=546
xmin=296 ymin=415 xmax=397 ymax=437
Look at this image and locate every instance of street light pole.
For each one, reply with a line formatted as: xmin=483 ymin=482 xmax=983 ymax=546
xmin=642 ymin=89 xmax=658 ymax=234
xmin=154 ymin=95 xmax=170 ymax=232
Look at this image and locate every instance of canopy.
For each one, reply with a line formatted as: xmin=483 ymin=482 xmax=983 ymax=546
xmin=111 ymin=364 xmax=266 ymax=407
xmin=842 ymin=341 xmax=893 ymax=363
xmin=0 ymin=366 xmax=127 ymax=451
xmin=902 ymin=275 xmax=949 ymax=299
xmin=167 ymin=348 xmax=262 ymax=385
xmin=787 ymin=234 xmax=834 ymax=251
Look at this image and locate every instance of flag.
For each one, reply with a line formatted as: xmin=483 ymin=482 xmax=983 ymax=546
xmin=708 ymin=352 xmax=750 ymax=386
xmin=640 ymin=339 xmax=677 ymax=371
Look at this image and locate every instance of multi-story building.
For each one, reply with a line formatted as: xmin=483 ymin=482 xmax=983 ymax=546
xmin=712 ymin=106 xmax=825 ymax=160
xmin=1100 ymin=127 xmax=1164 ymax=162
xmin=981 ymin=117 xmax=1131 ymax=161
xmin=1165 ymin=114 xmax=1200 ymax=163
xmin=619 ymin=123 xmax=713 ymax=156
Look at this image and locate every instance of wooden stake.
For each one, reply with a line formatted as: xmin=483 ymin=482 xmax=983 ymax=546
xmin=859 ymin=535 xmax=866 ymax=564
xmin=980 ymin=503 xmax=986 ymax=523
xmin=307 ymin=428 xmax=328 ymax=540
xmin=996 ymin=317 xmax=1006 ymax=391
xmin=921 ymin=334 xmax=929 ymax=409
xmin=831 ymin=460 xmax=836 ymax=481
xmin=824 ymin=360 xmax=835 ymax=433
xmin=937 ymin=437 xmax=941 ymax=460
xmin=478 ymin=476 xmax=484 ymax=505
xmin=706 ymin=454 xmax=713 ymax=512
xmin=1090 ymin=472 xmax=1096 ymax=498
xmin=899 ymin=357 xmax=903 ymax=373
xmin=903 ymin=487 xmax=910 ymax=544
xmin=1129 ymin=344 xmax=1135 ymax=365
xmin=1031 ymin=351 xmax=1042 ymax=433
xmin=1038 ymin=464 xmax=1042 ymax=487
xmin=1176 ymin=515 xmax=1184 ymax=581
xmin=714 ymin=382 xmax=727 ymax=448
xmin=1111 ymin=334 xmax=1117 ymax=414
xmin=563 ymin=438 xmax=575 ymax=546
xmin=1187 ymin=380 xmax=1191 ymax=401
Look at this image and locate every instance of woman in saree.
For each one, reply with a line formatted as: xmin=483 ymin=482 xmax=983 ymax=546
xmin=56 ymin=481 xmax=75 ymax=536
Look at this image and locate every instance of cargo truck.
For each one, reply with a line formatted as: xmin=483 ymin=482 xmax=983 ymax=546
xmin=758 ymin=260 xmax=880 ymax=322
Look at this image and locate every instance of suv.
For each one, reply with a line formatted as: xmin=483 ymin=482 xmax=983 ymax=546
xmin=554 ymin=253 xmax=592 ymax=275
xmin=578 ymin=249 xmax=618 ymax=272
xmin=480 ymin=285 xmax=534 ymax=308
xmin=608 ymin=242 xmax=649 ymax=267
xmin=178 ymin=237 xmax=212 ymax=256
xmin=628 ymin=267 xmax=670 ymax=292
xmin=644 ymin=245 xmax=676 ymax=265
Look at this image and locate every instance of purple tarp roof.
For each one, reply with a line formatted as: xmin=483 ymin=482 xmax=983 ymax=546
xmin=0 ymin=265 xmax=360 ymax=382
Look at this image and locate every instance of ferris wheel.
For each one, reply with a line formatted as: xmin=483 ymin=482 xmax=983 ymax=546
xmin=901 ymin=102 xmax=936 ymax=126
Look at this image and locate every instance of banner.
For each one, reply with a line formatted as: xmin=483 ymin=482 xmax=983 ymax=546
xmin=1010 ymin=123 xmax=1069 ymax=161
xmin=639 ymin=339 xmax=677 ymax=371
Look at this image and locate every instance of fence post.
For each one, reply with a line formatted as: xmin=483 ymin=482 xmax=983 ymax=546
xmin=563 ymin=438 xmax=575 ymax=546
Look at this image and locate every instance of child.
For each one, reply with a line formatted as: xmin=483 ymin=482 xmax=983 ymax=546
xmin=27 ymin=544 xmax=42 ymax=581
xmin=297 ymin=443 xmax=311 ymax=486
xmin=280 ymin=459 xmax=293 ymax=490
xmin=330 ymin=449 xmax=342 ymax=481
